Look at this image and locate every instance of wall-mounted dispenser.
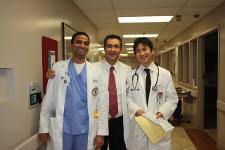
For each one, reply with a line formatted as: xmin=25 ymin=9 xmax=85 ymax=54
xmin=29 ymin=81 xmax=42 ymax=108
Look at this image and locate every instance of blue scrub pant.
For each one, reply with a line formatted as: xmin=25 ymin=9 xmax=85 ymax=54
xmin=63 ymin=132 xmax=88 ymax=150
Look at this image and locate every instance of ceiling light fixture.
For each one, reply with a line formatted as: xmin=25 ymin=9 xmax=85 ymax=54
xmin=120 ymin=54 xmax=128 ymax=57
xmin=98 ymin=48 xmax=104 ymax=51
xmin=127 ymin=51 xmax=134 ymax=54
xmin=65 ymin=36 xmax=72 ymax=40
xmin=126 ymin=48 xmax=133 ymax=51
xmin=123 ymin=34 xmax=158 ymax=38
xmin=125 ymin=43 xmax=134 ymax=46
xmin=118 ymin=16 xmax=173 ymax=23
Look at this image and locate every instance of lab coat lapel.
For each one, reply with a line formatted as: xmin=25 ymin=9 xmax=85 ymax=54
xmin=86 ymin=62 xmax=93 ymax=110
xmin=118 ymin=64 xmax=127 ymax=112
xmin=60 ymin=58 xmax=71 ymax=101
xmin=136 ymin=68 xmax=148 ymax=110
xmin=147 ymin=65 xmax=158 ymax=111
xmin=118 ymin=63 xmax=126 ymax=92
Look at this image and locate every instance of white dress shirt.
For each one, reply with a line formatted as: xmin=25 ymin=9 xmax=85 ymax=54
xmin=102 ymin=59 xmax=123 ymax=118
xmin=139 ymin=62 xmax=155 ymax=89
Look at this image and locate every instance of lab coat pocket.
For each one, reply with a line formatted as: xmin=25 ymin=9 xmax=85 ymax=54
xmin=131 ymin=90 xmax=141 ymax=104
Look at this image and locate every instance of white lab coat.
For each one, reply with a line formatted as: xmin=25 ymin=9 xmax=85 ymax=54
xmin=94 ymin=60 xmax=131 ymax=147
xmin=126 ymin=62 xmax=178 ymax=150
xmin=39 ymin=59 xmax=108 ymax=150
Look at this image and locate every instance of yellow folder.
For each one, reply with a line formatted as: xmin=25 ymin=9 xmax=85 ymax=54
xmin=134 ymin=116 xmax=171 ymax=144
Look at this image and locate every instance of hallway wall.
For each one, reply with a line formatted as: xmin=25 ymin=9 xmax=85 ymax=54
xmin=159 ymin=1 xmax=225 ymax=149
xmin=0 ymin=0 xmax=98 ymax=149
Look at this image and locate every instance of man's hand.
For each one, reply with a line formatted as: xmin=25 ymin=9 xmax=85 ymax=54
xmin=94 ymin=135 xmax=104 ymax=150
xmin=135 ymin=109 xmax=145 ymax=116
xmin=46 ymin=69 xmax=55 ymax=79
xmin=156 ymin=112 xmax=164 ymax=119
xmin=39 ymin=133 xmax=50 ymax=144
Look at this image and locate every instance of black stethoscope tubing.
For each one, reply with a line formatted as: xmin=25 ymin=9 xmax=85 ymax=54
xmin=131 ymin=63 xmax=159 ymax=91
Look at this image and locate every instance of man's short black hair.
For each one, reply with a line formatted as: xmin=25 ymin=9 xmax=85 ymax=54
xmin=133 ymin=37 xmax=153 ymax=53
xmin=71 ymin=31 xmax=90 ymax=44
xmin=104 ymin=34 xmax=122 ymax=49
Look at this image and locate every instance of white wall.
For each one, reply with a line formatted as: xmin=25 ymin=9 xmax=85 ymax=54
xmin=159 ymin=1 xmax=225 ymax=149
xmin=0 ymin=0 xmax=98 ymax=149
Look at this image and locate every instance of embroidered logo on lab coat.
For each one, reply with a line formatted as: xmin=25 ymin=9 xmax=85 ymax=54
xmin=92 ymin=87 xmax=98 ymax=96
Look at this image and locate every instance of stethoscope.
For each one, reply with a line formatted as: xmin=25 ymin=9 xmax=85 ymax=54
xmin=131 ymin=63 xmax=159 ymax=91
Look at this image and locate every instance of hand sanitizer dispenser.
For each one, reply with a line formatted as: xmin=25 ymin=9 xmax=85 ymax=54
xmin=29 ymin=81 xmax=42 ymax=108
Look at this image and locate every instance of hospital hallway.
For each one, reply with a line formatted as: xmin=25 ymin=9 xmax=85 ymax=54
xmin=1 ymin=0 xmax=225 ymax=150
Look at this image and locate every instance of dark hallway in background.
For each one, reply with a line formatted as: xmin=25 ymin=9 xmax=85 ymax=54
xmin=203 ymin=31 xmax=218 ymax=129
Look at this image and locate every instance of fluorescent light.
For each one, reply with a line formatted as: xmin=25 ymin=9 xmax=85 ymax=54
xmin=118 ymin=16 xmax=173 ymax=23
xmin=125 ymin=43 xmax=134 ymax=46
xmin=98 ymin=48 xmax=104 ymax=51
xmin=127 ymin=51 xmax=134 ymax=54
xmin=126 ymin=48 xmax=133 ymax=51
xmin=120 ymin=54 xmax=128 ymax=57
xmin=123 ymin=34 xmax=158 ymax=38
xmin=98 ymin=44 xmax=102 ymax=47
xmin=65 ymin=36 xmax=72 ymax=40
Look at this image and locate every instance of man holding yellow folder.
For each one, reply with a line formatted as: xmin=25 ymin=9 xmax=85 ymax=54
xmin=126 ymin=37 xmax=178 ymax=150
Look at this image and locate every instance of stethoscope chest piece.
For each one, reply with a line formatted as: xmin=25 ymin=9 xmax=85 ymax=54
xmin=131 ymin=72 xmax=139 ymax=91
xmin=152 ymin=86 xmax=157 ymax=91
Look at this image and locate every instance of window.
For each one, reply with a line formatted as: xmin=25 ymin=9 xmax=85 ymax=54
xmin=190 ymin=39 xmax=197 ymax=86
xmin=178 ymin=39 xmax=198 ymax=87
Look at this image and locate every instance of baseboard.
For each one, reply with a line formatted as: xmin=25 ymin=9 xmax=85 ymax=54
xmin=13 ymin=133 xmax=43 ymax=150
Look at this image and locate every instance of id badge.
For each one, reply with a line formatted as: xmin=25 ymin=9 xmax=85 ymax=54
xmin=157 ymin=86 xmax=164 ymax=100
xmin=63 ymin=74 xmax=70 ymax=86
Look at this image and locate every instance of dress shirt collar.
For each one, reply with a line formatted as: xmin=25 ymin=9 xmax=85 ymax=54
xmin=103 ymin=59 xmax=119 ymax=73
xmin=139 ymin=62 xmax=157 ymax=73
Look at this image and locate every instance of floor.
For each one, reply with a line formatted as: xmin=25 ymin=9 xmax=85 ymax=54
xmin=171 ymin=127 xmax=197 ymax=150
xmin=37 ymin=127 xmax=218 ymax=150
xmin=185 ymin=128 xmax=218 ymax=150
xmin=204 ymin=128 xmax=217 ymax=141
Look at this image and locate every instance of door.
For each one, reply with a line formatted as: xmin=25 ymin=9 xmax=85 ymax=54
xmin=203 ymin=31 xmax=218 ymax=129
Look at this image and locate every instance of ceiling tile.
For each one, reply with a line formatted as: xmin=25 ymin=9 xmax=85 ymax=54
xmin=112 ymin=0 xmax=187 ymax=9
xmin=72 ymin=0 xmax=225 ymax=49
xmin=95 ymin=23 xmax=120 ymax=29
xmin=120 ymin=23 xmax=167 ymax=34
xmin=84 ymin=10 xmax=115 ymax=18
xmin=179 ymin=6 xmax=214 ymax=17
xmin=186 ymin=0 xmax=224 ymax=7
xmin=88 ymin=16 xmax=118 ymax=24
xmin=73 ymin=0 xmax=112 ymax=10
xmin=116 ymin=8 xmax=180 ymax=16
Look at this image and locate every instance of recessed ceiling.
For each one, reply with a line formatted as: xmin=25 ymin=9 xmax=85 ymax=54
xmin=73 ymin=0 xmax=224 ymax=52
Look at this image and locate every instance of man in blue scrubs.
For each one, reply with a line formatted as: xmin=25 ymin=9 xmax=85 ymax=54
xmin=39 ymin=32 xmax=108 ymax=150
